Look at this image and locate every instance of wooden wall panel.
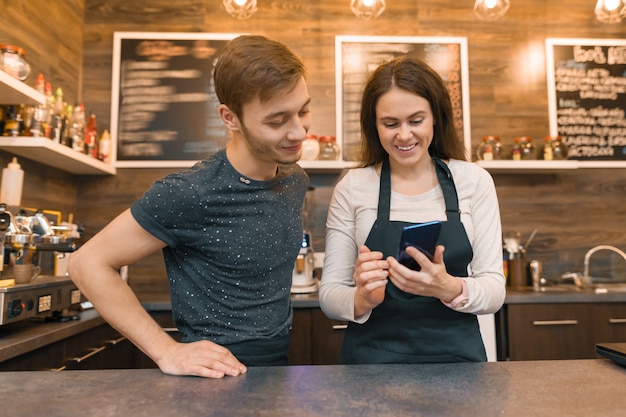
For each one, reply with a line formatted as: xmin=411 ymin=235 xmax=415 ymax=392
xmin=0 ymin=0 xmax=83 ymax=217
xmin=3 ymin=1 xmax=626 ymax=292
xmin=0 ymin=0 xmax=84 ymax=103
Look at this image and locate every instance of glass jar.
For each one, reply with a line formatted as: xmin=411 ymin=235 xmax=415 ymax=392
xmin=542 ymin=135 xmax=568 ymax=160
xmin=0 ymin=44 xmax=31 ymax=81
xmin=300 ymin=134 xmax=320 ymax=161
xmin=317 ymin=135 xmax=340 ymax=161
xmin=477 ymin=135 xmax=503 ymax=160
xmin=2 ymin=105 xmax=21 ymax=136
xmin=512 ymin=136 xmax=536 ymax=160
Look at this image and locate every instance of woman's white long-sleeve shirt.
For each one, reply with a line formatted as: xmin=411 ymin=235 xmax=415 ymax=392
xmin=319 ymin=159 xmax=506 ymax=323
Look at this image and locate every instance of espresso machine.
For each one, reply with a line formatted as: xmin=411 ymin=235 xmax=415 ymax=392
xmin=291 ymin=232 xmax=317 ymax=293
xmin=0 ymin=205 xmax=81 ymax=325
xmin=291 ymin=187 xmax=318 ymax=294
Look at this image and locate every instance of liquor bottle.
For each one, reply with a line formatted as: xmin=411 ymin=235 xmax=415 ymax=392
xmin=61 ymin=103 xmax=73 ymax=147
xmin=71 ymin=103 xmax=86 ymax=153
xmin=51 ymin=88 xmax=66 ymax=144
xmin=84 ymin=111 xmax=98 ymax=158
xmin=30 ymin=74 xmax=48 ymax=137
xmin=98 ymin=129 xmax=111 ymax=163
xmin=43 ymin=82 xmax=54 ymax=138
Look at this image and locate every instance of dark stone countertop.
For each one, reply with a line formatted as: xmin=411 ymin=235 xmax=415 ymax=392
xmin=2 ymin=359 xmax=625 ymax=416
xmin=504 ymin=287 xmax=626 ymax=304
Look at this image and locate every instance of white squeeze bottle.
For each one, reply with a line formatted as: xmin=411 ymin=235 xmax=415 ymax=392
xmin=0 ymin=157 xmax=24 ymax=207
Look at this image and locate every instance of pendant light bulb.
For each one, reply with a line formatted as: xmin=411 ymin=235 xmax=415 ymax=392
xmin=222 ymin=0 xmax=257 ymax=20
xmin=473 ymin=0 xmax=511 ymax=21
xmin=595 ymin=0 xmax=626 ymax=24
xmin=350 ymin=0 xmax=386 ymax=21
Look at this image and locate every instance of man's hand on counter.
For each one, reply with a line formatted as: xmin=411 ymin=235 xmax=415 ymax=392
xmin=156 ymin=338 xmax=247 ymax=379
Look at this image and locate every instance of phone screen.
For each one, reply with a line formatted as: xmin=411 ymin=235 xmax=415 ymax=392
xmin=397 ymin=221 xmax=442 ymax=270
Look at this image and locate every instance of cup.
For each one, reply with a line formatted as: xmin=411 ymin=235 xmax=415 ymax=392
xmin=13 ymin=263 xmax=41 ymax=284
xmin=507 ymin=250 xmax=527 ymax=289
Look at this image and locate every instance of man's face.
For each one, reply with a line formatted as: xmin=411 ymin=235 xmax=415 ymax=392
xmin=238 ymin=77 xmax=312 ymax=166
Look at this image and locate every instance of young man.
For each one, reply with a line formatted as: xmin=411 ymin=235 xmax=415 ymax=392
xmin=69 ymin=35 xmax=312 ymax=378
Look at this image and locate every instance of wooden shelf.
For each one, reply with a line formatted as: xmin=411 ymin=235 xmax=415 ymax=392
xmin=298 ymin=160 xmax=358 ymax=172
xmin=300 ymin=159 xmax=626 ymax=173
xmin=576 ymin=160 xmax=626 ymax=169
xmin=0 ymin=70 xmax=45 ymax=106
xmin=0 ymin=137 xmax=115 ymax=175
xmin=477 ymin=160 xmax=626 ymax=172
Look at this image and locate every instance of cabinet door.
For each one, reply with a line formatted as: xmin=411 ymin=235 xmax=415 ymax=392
xmin=99 ymin=326 xmax=135 ymax=369
xmin=311 ymin=309 xmax=346 ymax=365
xmin=0 ymin=340 xmax=65 ymax=371
xmin=63 ymin=326 xmax=108 ymax=370
xmin=592 ymin=303 xmax=626 ymax=348
xmin=289 ymin=309 xmax=312 ymax=365
xmin=507 ymin=304 xmax=595 ymax=360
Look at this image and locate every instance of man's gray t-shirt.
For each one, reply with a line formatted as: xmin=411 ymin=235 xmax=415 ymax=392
xmin=131 ymin=149 xmax=308 ymax=345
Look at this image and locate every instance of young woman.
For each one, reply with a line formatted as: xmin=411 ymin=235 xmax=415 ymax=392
xmin=319 ymin=56 xmax=505 ymax=364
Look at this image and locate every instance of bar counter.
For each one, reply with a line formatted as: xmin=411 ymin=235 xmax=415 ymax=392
xmin=2 ymin=359 xmax=625 ymax=416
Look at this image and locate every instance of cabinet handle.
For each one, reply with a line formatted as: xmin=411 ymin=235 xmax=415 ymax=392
xmin=68 ymin=346 xmax=106 ymax=363
xmin=332 ymin=324 xmax=348 ymax=330
xmin=532 ymin=320 xmax=578 ymax=326
xmin=162 ymin=327 xmax=178 ymax=333
xmin=106 ymin=336 xmax=127 ymax=345
xmin=609 ymin=318 xmax=626 ymax=324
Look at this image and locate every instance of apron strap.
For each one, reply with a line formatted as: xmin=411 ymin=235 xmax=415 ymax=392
xmin=432 ymin=156 xmax=461 ymax=223
xmin=377 ymin=157 xmax=392 ymax=221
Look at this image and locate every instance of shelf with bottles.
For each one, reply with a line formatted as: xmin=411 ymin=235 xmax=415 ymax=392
xmin=0 ymin=71 xmax=115 ymax=175
xmin=0 ymin=136 xmax=115 ymax=175
xmin=474 ymin=134 xmax=626 ymax=171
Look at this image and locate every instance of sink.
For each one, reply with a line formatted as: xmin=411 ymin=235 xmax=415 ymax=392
xmin=538 ymin=285 xmax=582 ymax=293
xmin=514 ymin=285 xmax=581 ymax=293
xmin=591 ymin=283 xmax=626 ymax=293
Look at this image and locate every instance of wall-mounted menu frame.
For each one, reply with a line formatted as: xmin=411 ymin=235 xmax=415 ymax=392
xmin=546 ymin=38 xmax=626 ymax=161
xmin=111 ymin=32 xmax=238 ymax=168
xmin=335 ymin=36 xmax=471 ymax=162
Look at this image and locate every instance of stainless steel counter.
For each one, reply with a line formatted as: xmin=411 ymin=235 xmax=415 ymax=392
xmin=2 ymin=360 xmax=625 ymax=416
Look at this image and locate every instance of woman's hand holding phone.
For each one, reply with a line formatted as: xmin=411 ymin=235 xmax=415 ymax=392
xmin=387 ymin=244 xmax=461 ymax=301
xmin=353 ymin=245 xmax=389 ymax=317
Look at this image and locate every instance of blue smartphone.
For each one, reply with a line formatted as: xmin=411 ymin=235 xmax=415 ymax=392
xmin=397 ymin=221 xmax=442 ymax=271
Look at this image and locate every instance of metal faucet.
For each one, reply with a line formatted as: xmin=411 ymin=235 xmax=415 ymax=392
xmin=583 ymin=245 xmax=626 ymax=281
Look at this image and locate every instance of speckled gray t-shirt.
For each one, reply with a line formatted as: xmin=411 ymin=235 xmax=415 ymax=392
xmin=130 ymin=149 xmax=309 ymax=345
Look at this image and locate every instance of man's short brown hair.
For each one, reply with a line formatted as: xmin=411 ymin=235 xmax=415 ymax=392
xmin=214 ymin=35 xmax=306 ymax=121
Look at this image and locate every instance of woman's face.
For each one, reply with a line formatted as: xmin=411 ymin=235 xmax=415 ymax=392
xmin=375 ymin=86 xmax=434 ymax=168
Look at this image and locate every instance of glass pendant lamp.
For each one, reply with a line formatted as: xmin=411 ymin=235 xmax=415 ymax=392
xmin=350 ymin=0 xmax=386 ymax=20
xmin=222 ymin=0 xmax=257 ymax=20
xmin=595 ymin=0 xmax=626 ymax=24
xmin=473 ymin=0 xmax=510 ymax=21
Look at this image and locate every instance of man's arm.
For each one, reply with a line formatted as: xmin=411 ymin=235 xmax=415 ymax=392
xmin=68 ymin=209 xmax=247 ymax=378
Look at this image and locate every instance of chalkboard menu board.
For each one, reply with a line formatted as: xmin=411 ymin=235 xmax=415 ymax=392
xmin=335 ymin=36 xmax=471 ymax=161
xmin=111 ymin=32 xmax=238 ymax=167
xmin=546 ymin=38 xmax=626 ymax=160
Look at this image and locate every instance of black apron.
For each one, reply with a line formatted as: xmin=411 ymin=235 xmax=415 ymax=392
xmin=339 ymin=156 xmax=487 ymax=364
